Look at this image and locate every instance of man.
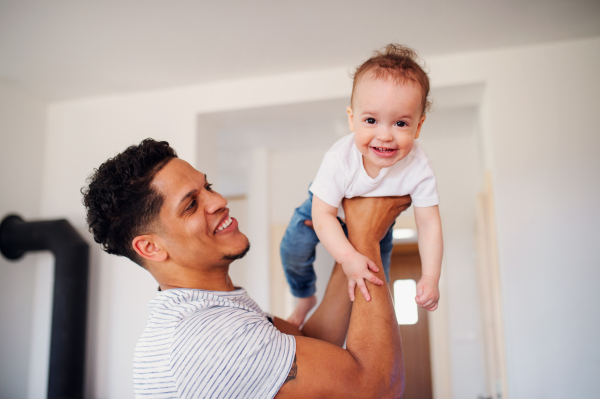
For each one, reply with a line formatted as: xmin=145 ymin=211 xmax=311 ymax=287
xmin=82 ymin=139 xmax=411 ymax=398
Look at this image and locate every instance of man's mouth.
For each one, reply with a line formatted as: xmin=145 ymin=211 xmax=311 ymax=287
xmin=371 ymin=146 xmax=398 ymax=157
xmin=215 ymin=215 xmax=233 ymax=233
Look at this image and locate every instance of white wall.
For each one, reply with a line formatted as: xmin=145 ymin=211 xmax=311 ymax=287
xmin=226 ymin=198 xmax=248 ymax=288
xmin=245 ymin=147 xmax=271 ymax=311
xmin=26 ymin=36 xmax=600 ymax=398
xmin=419 ymin=107 xmax=486 ymax=398
xmin=427 ymin=38 xmax=600 ymax=398
xmin=0 ymin=82 xmax=46 ymax=399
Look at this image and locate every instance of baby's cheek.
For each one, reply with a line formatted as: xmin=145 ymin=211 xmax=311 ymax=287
xmin=397 ymin=137 xmax=415 ymax=153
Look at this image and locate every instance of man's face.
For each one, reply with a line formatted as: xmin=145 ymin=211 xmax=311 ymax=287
xmin=151 ymin=158 xmax=249 ymax=269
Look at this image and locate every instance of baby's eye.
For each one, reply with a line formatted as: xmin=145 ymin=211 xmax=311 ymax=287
xmin=365 ymin=118 xmax=376 ymax=124
xmin=395 ymin=121 xmax=407 ymax=127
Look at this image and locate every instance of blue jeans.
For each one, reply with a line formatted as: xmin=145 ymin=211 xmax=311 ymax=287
xmin=280 ymin=190 xmax=394 ymax=298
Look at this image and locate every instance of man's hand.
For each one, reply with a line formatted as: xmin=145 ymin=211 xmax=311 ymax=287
xmin=342 ymin=195 xmax=412 ymax=243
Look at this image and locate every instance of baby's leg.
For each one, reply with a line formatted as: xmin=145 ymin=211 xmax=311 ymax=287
xmin=378 ymin=222 xmax=395 ymax=283
xmin=280 ymin=194 xmax=319 ymax=326
xmin=287 ymin=296 xmax=317 ymax=327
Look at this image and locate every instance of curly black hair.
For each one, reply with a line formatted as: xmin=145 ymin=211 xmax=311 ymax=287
xmin=81 ymin=139 xmax=178 ymax=266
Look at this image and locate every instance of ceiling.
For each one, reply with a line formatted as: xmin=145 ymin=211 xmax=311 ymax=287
xmin=1 ymin=0 xmax=599 ymax=102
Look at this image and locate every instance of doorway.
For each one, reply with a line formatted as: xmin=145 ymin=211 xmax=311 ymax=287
xmin=389 ymin=243 xmax=433 ymax=399
xmin=201 ymin=82 xmax=494 ymax=396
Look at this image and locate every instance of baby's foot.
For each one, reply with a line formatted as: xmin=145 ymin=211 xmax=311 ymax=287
xmin=287 ymin=295 xmax=317 ymax=327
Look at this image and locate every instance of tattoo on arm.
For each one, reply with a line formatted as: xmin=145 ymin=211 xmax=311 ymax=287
xmin=284 ymin=355 xmax=297 ymax=383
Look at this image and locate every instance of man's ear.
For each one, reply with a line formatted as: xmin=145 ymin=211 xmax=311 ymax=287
xmin=414 ymin=114 xmax=426 ymax=139
xmin=132 ymin=235 xmax=168 ymax=263
xmin=347 ymin=106 xmax=355 ymax=132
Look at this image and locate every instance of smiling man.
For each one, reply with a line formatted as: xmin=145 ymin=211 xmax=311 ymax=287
xmin=82 ymin=138 xmax=411 ymax=399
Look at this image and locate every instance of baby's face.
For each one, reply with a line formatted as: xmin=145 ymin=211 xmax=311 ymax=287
xmin=348 ymin=74 xmax=425 ymax=177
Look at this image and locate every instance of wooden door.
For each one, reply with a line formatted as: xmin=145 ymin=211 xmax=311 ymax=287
xmin=389 ymin=243 xmax=433 ymax=399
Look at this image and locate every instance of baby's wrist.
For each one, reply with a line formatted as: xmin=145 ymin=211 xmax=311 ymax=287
xmin=420 ymin=274 xmax=440 ymax=284
xmin=337 ymin=248 xmax=358 ymax=266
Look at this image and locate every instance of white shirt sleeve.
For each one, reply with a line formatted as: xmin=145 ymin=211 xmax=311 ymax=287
xmin=170 ymin=306 xmax=296 ymax=399
xmin=309 ymin=151 xmax=349 ymax=208
xmin=409 ymin=158 xmax=439 ymax=207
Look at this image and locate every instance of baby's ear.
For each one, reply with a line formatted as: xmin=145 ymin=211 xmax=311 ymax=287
xmin=347 ymin=106 xmax=355 ymax=132
xmin=415 ymin=114 xmax=426 ymax=139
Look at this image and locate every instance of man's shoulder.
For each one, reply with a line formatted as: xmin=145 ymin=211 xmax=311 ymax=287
xmin=167 ymin=290 xmax=296 ymax=398
xmin=140 ymin=288 xmax=266 ymax=340
xmin=135 ymin=288 xmax=296 ymax=399
xmin=150 ymin=288 xmax=260 ymax=313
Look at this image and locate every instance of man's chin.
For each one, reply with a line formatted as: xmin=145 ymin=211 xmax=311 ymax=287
xmin=222 ymin=242 xmax=250 ymax=261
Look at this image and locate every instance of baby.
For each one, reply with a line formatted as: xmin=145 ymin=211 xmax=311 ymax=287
xmin=280 ymin=44 xmax=443 ymax=326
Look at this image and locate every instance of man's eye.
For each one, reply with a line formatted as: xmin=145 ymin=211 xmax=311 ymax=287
xmin=205 ymin=183 xmax=213 ymax=192
xmin=366 ymin=118 xmax=376 ymax=124
xmin=186 ymin=199 xmax=197 ymax=211
xmin=396 ymin=121 xmax=407 ymax=127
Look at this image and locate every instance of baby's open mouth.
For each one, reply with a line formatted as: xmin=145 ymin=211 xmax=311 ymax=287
xmin=371 ymin=146 xmax=398 ymax=157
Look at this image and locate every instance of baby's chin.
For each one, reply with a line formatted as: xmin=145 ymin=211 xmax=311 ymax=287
xmin=367 ymin=152 xmax=407 ymax=167
xmin=363 ymin=157 xmax=395 ymax=172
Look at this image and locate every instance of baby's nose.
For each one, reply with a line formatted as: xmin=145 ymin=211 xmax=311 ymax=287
xmin=377 ymin=128 xmax=393 ymax=140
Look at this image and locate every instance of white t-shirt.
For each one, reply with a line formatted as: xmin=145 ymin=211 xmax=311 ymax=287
xmin=133 ymin=288 xmax=296 ymax=399
xmin=310 ymin=133 xmax=438 ymax=209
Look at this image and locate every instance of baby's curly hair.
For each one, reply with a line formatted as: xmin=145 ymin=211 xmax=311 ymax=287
xmin=351 ymin=43 xmax=431 ymax=115
xmin=81 ymin=139 xmax=177 ymax=266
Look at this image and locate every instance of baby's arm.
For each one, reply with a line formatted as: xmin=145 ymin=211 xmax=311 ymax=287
xmin=311 ymin=195 xmax=384 ymax=301
xmin=414 ymin=205 xmax=443 ymax=311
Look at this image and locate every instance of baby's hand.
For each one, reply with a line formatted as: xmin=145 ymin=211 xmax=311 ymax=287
xmin=342 ymin=252 xmax=384 ymax=302
xmin=416 ymin=276 xmax=440 ymax=311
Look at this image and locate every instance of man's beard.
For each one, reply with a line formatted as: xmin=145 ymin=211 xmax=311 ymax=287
xmin=222 ymin=242 xmax=250 ymax=261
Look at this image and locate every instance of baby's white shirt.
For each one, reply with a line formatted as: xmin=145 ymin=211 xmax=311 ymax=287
xmin=310 ymin=133 xmax=439 ymax=213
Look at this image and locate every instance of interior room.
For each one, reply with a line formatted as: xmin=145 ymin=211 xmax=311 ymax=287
xmin=1 ymin=1 xmax=599 ymax=398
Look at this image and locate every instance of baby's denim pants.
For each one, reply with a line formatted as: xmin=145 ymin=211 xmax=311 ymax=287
xmin=280 ymin=189 xmax=394 ymax=298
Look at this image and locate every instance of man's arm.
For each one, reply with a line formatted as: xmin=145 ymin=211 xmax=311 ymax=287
xmin=273 ymin=259 xmax=355 ymax=346
xmin=275 ymin=196 xmax=411 ymax=399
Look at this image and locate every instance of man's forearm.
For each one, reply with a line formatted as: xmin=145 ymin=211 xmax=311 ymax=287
xmin=301 ymin=262 xmax=352 ymax=347
xmin=345 ymin=234 xmax=404 ymax=396
xmin=275 ymin=196 xmax=410 ymax=399
xmin=342 ymin=197 xmax=409 ymax=397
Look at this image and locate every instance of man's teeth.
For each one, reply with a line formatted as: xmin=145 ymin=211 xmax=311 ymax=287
xmin=217 ymin=216 xmax=233 ymax=232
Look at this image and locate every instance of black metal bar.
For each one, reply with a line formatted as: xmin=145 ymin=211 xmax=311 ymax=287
xmin=0 ymin=214 xmax=89 ymax=399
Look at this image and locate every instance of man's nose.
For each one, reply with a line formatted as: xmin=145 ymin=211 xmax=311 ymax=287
xmin=204 ymin=190 xmax=228 ymax=214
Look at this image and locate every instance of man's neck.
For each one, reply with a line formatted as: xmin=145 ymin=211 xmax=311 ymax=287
xmin=153 ymin=263 xmax=236 ymax=292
